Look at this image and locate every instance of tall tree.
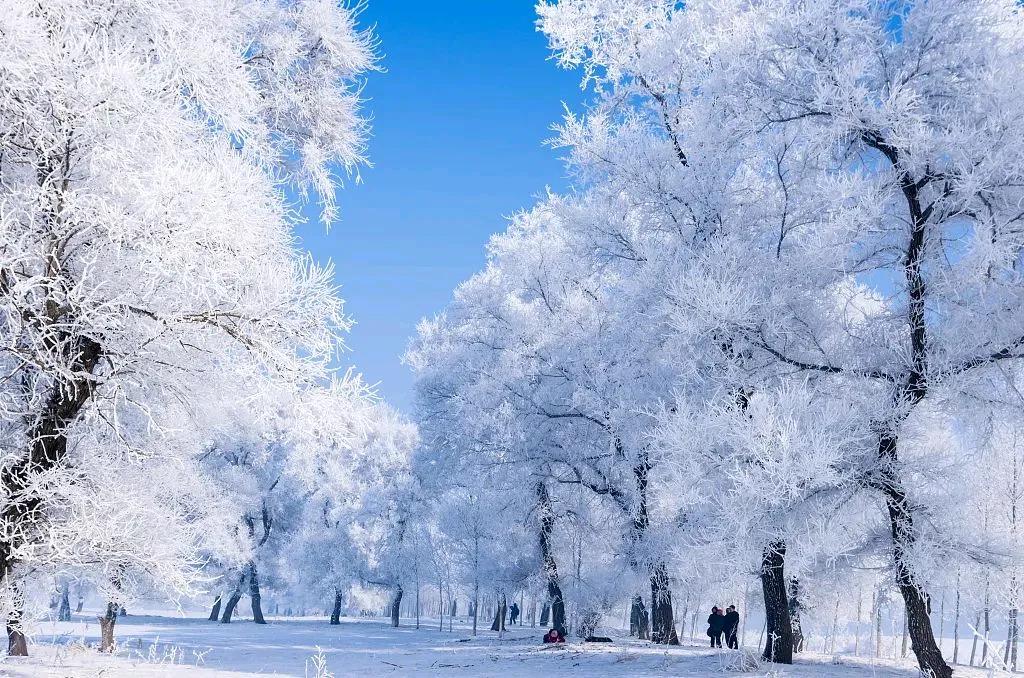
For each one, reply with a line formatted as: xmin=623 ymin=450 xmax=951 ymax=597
xmin=0 ymin=0 xmax=375 ymax=654
xmin=539 ymin=3 xmax=1024 ymax=676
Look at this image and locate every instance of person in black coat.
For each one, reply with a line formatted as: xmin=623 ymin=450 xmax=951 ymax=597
xmin=706 ymin=606 xmax=725 ymax=647
xmin=724 ymin=605 xmax=740 ymax=649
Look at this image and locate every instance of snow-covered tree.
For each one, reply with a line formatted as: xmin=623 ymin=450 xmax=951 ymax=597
xmin=536 ymin=2 xmax=1024 ymax=676
xmin=408 ymin=201 xmax=690 ymax=641
xmin=285 ymin=397 xmax=419 ymax=626
xmin=0 ymin=0 xmax=375 ymax=655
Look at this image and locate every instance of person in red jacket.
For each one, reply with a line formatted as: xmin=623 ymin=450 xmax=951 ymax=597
xmin=543 ymin=627 xmax=566 ymax=643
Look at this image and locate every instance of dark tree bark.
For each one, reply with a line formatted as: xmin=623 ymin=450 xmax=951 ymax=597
xmin=6 ymin=625 xmax=27 ymax=657
xmin=540 ymin=602 xmax=550 ymax=626
xmin=651 ymin=562 xmax=680 ymax=644
xmin=58 ymin=583 xmax=72 ymax=622
xmin=983 ymin=587 xmax=991 ymax=664
xmin=877 ymin=433 xmax=951 ymax=678
xmin=248 ymin=561 xmax=265 ymax=624
xmin=0 ymin=141 xmax=103 ymax=656
xmin=330 ymin=589 xmax=343 ymax=625
xmin=0 ymin=336 xmax=101 ymax=657
xmin=1008 ymin=605 xmax=1019 ymax=671
xmin=240 ymin=504 xmax=272 ymax=626
xmin=390 ymin=585 xmax=402 ymax=627
xmin=630 ymin=445 xmax=678 ymax=644
xmin=489 ymin=594 xmax=507 ymax=632
xmin=761 ymin=541 xmax=793 ymax=664
xmin=471 ymin=583 xmax=479 ymax=635
xmin=788 ymin=578 xmax=804 ymax=654
xmin=438 ymin=582 xmax=444 ymax=631
xmin=98 ymin=601 xmax=118 ymax=653
xmin=6 ymin=590 xmax=27 ymax=657
xmin=859 ymin=131 xmax=952 ymax=678
xmin=221 ymin=574 xmax=246 ymax=623
xmin=537 ymin=482 xmax=566 ymax=634
xmin=208 ymin=595 xmax=222 ymax=622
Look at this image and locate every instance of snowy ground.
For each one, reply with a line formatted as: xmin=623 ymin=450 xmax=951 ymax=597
xmin=0 ymin=612 xmax=1005 ymax=677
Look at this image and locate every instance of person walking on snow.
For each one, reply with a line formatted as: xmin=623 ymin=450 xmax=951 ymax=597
xmin=509 ymin=602 xmax=519 ymax=625
xmin=724 ymin=605 xmax=740 ymax=649
xmin=707 ymin=606 xmax=725 ymax=648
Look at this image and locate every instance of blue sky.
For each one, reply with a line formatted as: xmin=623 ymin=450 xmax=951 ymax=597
xmin=295 ymin=1 xmax=585 ymax=412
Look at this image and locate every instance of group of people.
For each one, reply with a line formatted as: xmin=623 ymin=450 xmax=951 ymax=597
xmin=538 ymin=604 xmax=741 ymax=648
xmin=706 ymin=605 xmax=740 ymax=649
xmin=507 ymin=602 xmax=520 ymax=625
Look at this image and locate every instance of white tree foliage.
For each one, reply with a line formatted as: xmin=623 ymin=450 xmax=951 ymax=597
xmin=0 ymin=0 xmax=375 ymax=652
xmin=410 ymin=2 xmax=1024 ymax=676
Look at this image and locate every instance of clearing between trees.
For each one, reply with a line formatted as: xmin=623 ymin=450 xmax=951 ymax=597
xmin=0 ymin=611 xmax=1009 ymax=678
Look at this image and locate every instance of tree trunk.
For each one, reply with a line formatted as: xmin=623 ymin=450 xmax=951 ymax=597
xmin=490 ymin=593 xmax=506 ymax=632
xmin=970 ymin=611 xmax=980 ymax=666
xmin=390 ymin=585 xmax=402 ymax=628
xmin=855 ymin=586 xmax=863 ymax=656
xmin=952 ymin=577 xmax=961 ymax=665
xmin=874 ymin=588 xmax=882 ymax=659
xmin=760 ymin=541 xmax=793 ymax=664
xmin=650 ymin=563 xmax=679 ymax=644
xmin=99 ymin=601 xmax=118 ymax=653
xmin=901 ymin=610 xmax=909 ymax=658
xmin=627 ymin=444 xmax=678 ymax=645
xmin=58 ymin=582 xmax=72 ymax=622
xmin=830 ymin=593 xmax=840 ymax=654
xmin=855 ymin=148 xmax=949 ymax=677
xmin=741 ymin=586 xmax=750 ymax=648
xmin=247 ymin=561 xmax=265 ymax=624
xmin=472 ymin=582 xmax=479 ymax=635
xmin=540 ymin=601 xmax=550 ymax=626
xmin=537 ymin=482 xmax=566 ymax=634
xmin=876 ymin=433 xmax=952 ymax=678
xmin=330 ymin=589 xmax=343 ymax=625
xmin=937 ymin=591 xmax=945 ymax=652
xmin=438 ymin=582 xmax=444 ymax=632
xmin=788 ymin=577 xmax=804 ymax=654
xmin=680 ymin=596 xmax=689 ymax=641
xmin=1010 ymin=606 xmax=1019 ymax=671
xmin=6 ymin=624 xmax=27 ymax=657
xmin=221 ymin=574 xmax=246 ymax=623
xmin=208 ymin=595 xmax=223 ymax=622
xmin=1004 ymin=604 xmax=1019 ymax=671
xmin=0 ymin=338 xmax=102 ymax=652
xmin=982 ymin=586 xmax=990 ymax=664
xmin=6 ymin=590 xmax=27 ymax=657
